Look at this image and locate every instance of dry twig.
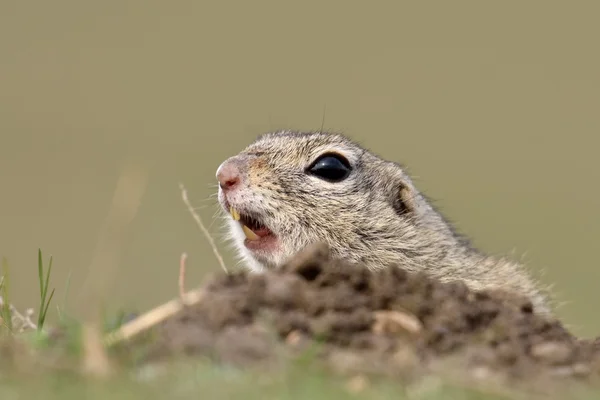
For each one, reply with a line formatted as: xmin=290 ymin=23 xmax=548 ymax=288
xmin=103 ymin=288 xmax=206 ymax=347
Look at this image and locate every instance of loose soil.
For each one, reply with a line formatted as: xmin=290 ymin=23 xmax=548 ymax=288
xmin=139 ymin=244 xmax=600 ymax=389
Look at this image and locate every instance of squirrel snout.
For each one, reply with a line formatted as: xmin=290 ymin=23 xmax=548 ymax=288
xmin=216 ymin=159 xmax=242 ymax=191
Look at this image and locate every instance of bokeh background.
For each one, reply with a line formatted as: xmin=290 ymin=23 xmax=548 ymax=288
xmin=1 ymin=1 xmax=598 ymax=336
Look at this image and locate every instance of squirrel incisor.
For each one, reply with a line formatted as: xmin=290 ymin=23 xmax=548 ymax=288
xmin=216 ymin=130 xmax=551 ymax=315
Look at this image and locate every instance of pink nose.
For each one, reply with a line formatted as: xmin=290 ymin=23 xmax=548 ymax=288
xmin=216 ymin=160 xmax=241 ymax=191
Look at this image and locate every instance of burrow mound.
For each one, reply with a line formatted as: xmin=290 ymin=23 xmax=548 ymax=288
xmin=144 ymin=244 xmax=600 ymax=384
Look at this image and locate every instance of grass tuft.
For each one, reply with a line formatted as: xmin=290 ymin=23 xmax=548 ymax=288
xmin=37 ymin=249 xmax=56 ymax=331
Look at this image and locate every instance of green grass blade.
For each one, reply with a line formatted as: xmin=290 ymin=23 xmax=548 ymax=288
xmin=38 ymin=249 xmax=44 ymax=302
xmin=43 ymin=255 xmax=53 ymax=303
xmin=39 ymin=288 xmax=55 ymax=330
xmin=1 ymin=258 xmax=12 ymax=333
xmin=62 ymin=269 xmax=73 ymax=312
xmin=36 ymin=250 xmax=55 ymax=330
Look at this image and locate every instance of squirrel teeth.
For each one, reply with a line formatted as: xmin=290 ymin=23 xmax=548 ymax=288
xmin=230 ymin=206 xmax=260 ymax=240
xmin=241 ymin=224 xmax=260 ymax=241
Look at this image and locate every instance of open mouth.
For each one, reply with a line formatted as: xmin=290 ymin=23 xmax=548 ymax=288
xmin=229 ymin=206 xmax=274 ymax=242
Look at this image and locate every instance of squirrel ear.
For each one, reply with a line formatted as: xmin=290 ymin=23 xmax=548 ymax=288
xmin=383 ymin=162 xmax=418 ymax=217
xmin=393 ymin=181 xmax=417 ymax=216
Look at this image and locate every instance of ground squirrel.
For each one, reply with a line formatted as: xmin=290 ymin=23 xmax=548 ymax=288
xmin=215 ymin=130 xmax=551 ymax=315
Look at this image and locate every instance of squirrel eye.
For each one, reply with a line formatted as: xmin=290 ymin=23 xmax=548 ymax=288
xmin=307 ymin=153 xmax=352 ymax=182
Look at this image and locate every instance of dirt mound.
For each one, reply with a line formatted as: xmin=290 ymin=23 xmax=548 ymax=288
xmin=143 ymin=244 xmax=600 ymax=385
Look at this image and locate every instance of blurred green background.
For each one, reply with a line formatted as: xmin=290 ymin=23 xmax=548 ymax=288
xmin=0 ymin=1 xmax=598 ymax=337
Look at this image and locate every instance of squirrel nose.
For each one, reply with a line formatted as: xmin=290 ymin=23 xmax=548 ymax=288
xmin=216 ymin=160 xmax=241 ymax=191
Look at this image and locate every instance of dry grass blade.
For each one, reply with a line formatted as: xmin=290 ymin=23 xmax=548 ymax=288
xmin=82 ymin=322 xmax=112 ymax=378
xmin=78 ymin=163 xmax=148 ymax=314
xmin=78 ymin=162 xmax=148 ymax=375
xmin=104 ymin=182 xmax=229 ymax=346
xmin=179 ymin=252 xmax=187 ymax=301
xmin=179 ymin=182 xmax=228 ymax=274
